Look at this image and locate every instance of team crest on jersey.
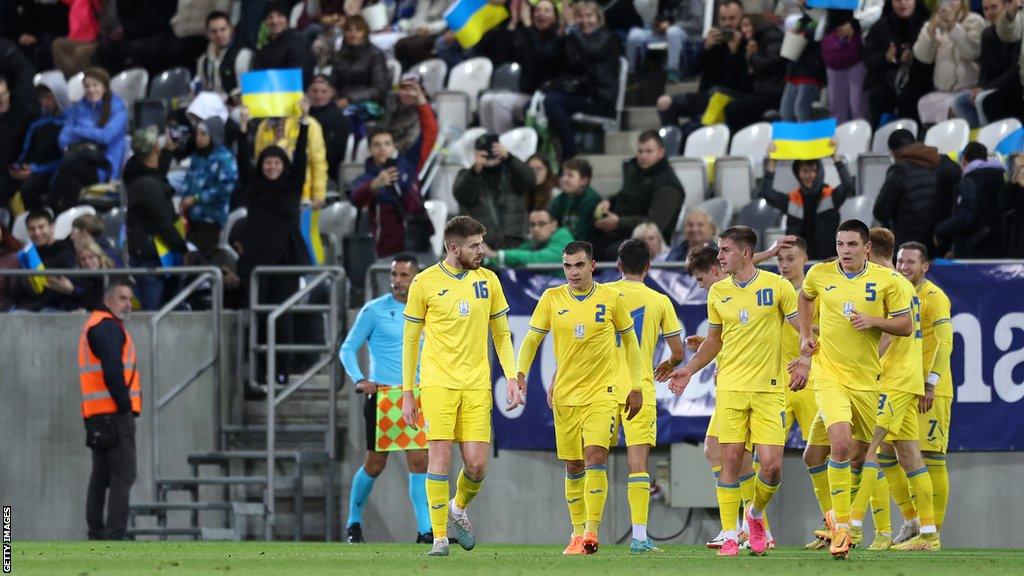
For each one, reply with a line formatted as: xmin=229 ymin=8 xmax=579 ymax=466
xmin=739 ymin=309 xmax=749 ymax=324
xmin=843 ymin=301 xmax=855 ymax=317
xmin=458 ymin=300 xmax=470 ymax=316
xmin=574 ymin=323 xmax=585 ymax=339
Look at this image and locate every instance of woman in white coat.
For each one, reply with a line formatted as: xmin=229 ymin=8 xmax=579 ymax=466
xmin=912 ymin=0 xmax=986 ymax=124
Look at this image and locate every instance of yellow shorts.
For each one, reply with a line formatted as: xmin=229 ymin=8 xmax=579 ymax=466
xmin=805 ymin=412 xmax=832 ymax=447
xmin=420 ymin=387 xmax=492 ymax=443
xmin=877 ymin=390 xmax=921 ymax=442
xmin=785 ymin=386 xmax=818 ymax=442
xmin=706 ymin=409 xmax=718 ymax=438
xmin=615 ymin=403 xmax=657 ymax=447
xmin=714 ymin=390 xmax=786 ymax=446
xmin=814 ymin=380 xmax=878 ymax=444
xmin=918 ymin=395 xmax=952 ymax=454
xmin=554 ymin=399 xmax=618 ymax=461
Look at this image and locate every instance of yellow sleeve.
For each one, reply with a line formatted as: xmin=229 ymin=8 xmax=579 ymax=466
xmin=886 ymin=275 xmax=912 ymax=317
xmin=489 ymin=314 xmax=517 ymax=380
xmin=401 ymin=279 xmax=427 ymax=392
xmin=612 ymin=294 xmax=643 ymax=392
xmin=489 ymin=272 xmax=511 ymax=319
xmin=706 ymin=285 xmax=722 ymax=328
xmin=516 ymin=291 xmax=551 ymax=377
xmin=779 ymin=277 xmax=798 ymax=321
xmin=802 ymin=265 xmax=819 ymax=300
xmin=929 ymin=319 xmax=953 ymax=381
xmin=660 ymin=295 xmax=682 ymax=337
xmin=307 ymin=119 xmax=327 ymax=202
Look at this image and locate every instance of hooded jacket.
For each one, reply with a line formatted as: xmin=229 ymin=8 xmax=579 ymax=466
xmin=863 ymin=0 xmax=931 ymax=93
xmin=254 ymin=114 xmax=327 ymax=204
xmin=454 ymin=154 xmax=534 ymax=249
xmin=184 ymin=117 xmax=238 ymax=228
xmin=873 ymin=143 xmax=962 ymax=252
xmin=58 ymin=92 xmax=128 ymax=182
xmin=15 ymin=74 xmax=69 ymax=177
xmin=934 ymin=159 xmax=1006 ymax=258
xmin=125 ymin=149 xmax=188 ymax=261
xmin=252 ymin=28 xmax=315 ymax=89
xmin=608 ymin=157 xmax=685 ymax=244
xmin=913 ymin=11 xmax=985 ymax=92
xmin=759 ymin=158 xmax=852 ymax=260
xmin=331 ymin=41 xmax=389 ymax=105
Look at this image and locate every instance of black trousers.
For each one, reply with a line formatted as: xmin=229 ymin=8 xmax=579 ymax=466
xmin=86 ymin=412 xmax=137 ymax=540
xmin=51 ymin=155 xmax=100 ymax=215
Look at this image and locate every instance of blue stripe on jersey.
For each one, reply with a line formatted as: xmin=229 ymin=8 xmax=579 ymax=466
xmin=890 ymin=307 xmax=911 ymax=316
xmin=907 ymin=466 xmax=929 ymax=478
xmin=490 ymin=306 xmax=509 ymax=319
xmin=529 ymin=326 xmax=549 ymax=334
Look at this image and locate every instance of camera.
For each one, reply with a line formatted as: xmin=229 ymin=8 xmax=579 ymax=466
xmin=474 ymin=133 xmax=500 ymax=159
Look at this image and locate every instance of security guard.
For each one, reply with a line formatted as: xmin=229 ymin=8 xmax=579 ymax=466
xmin=80 ymin=279 xmax=140 ymax=540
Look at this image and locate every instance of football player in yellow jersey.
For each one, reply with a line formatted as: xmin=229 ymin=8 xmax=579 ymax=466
xmin=605 ymin=239 xmax=685 ymax=554
xmin=667 ymin=227 xmax=808 ymax=557
xmin=798 ymin=219 xmax=914 ymax=559
xmin=517 ymin=241 xmax=645 ymax=556
xmin=888 ymin=242 xmax=954 ymax=546
xmin=400 ymin=216 xmax=523 ymax=557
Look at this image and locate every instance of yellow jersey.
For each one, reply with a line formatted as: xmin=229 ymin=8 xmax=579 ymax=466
xmin=781 ymin=300 xmax=817 ymax=392
xmin=879 ymin=275 xmax=924 ymax=394
xmin=802 ymin=261 xmax=912 ymax=391
xmin=707 ymin=269 xmax=798 ymax=393
xmin=917 ymin=279 xmax=953 ymax=398
xmin=524 ymin=283 xmax=637 ymax=406
xmin=608 ymin=279 xmax=683 ymax=404
xmin=402 ymin=261 xmax=511 ymax=391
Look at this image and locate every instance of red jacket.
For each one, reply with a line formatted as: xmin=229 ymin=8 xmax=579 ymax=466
xmin=65 ymin=0 xmax=101 ymax=42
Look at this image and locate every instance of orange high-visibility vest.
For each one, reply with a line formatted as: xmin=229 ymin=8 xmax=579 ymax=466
xmin=78 ymin=310 xmax=141 ymax=418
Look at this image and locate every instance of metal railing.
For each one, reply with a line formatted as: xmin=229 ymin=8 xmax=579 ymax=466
xmin=249 ymin=265 xmax=346 ymax=541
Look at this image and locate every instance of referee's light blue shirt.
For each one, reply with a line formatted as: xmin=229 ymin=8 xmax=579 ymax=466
xmin=339 ymin=293 xmax=405 ymax=386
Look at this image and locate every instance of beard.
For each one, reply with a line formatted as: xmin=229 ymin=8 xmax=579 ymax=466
xmin=456 ymin=250 xmax=481 ymax=270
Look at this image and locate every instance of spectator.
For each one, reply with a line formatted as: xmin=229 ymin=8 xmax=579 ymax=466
xmin=592 ymin=130 xmax=685 ymax=260
xmin=331 ymin=15 xmax=390 ymax=109
xmin=632 ymin=221 xmax=671 ymax=262
xmin=759 ymin=150 xmax=852 ymax=260
xmin=478 ymin=0 xmax=563 ymax=135
xmin=548 ymin=157 xmax=601 ymax=241
xmin=9 ymin=0 xmax=69 ymax=70
xmin=1000 ymin=153 xmax=1024 ymax=257
xmin=393 ymin=0 xmax=456 ymax=69
xmin=995 ymin=0 xmax=1024 ymax=123
xmin=933 ymin=142 xmax=1005 ymax=257
xmin=482 ymin=207 xmax=573 ymax=267
xmin=453 ymin=132 xmax=533 ymax=248
xmin=542 ymin=0 xmax=621 ymax=160
xmin=50 ymin=0 xmax=103 ymax=78
xmin=600 ymin=0 xmax=644 ymax=40
xmin=863 ymin=0 xmax=932 ymax=127
xmin=1 ymin=77 xmax=66 ymax=211
xmin=780 ymin=7 xmax=827 ymax=122
xmin=52 ymin=67 xmax=127 ymax=215
xmin=626 ymin=0 xmax=690 ymax=83
xmin=525 ymin=154 xmax=558 ymax=211
xmin=951 ymin=0 xmax=1021 ymax=127
xmin=253 ymin=103 xmax=328 ymax=209
xmin=0 ymin=224 xmax=24 ymax=310
xmin=655 ymin=0 xmax=751 ymax=131
xmin=873 ymin=128 xmax=962 ymax=254
xmin=95 ymin=0 xmax=178 ymax=76
xmin=823 ymin=10 xmax=867 ymax=123
xmin=195 ymin=11 xmax=253 ymax=104
xmin=69 ymin=239 xmax=115 ymax=310
xmin=124 ymin=127 xmax=188 ymax=310
xmin=251 ymin=0 xmax=315 ymax=88
xmin=1 ymin=39 xmax=41 ymax=183
xmin=351 ymin=80 xmax=437 ymax=258
xmin=11 ymin=209 xmax=77 ymax=312
xmin=70 ymin=213 xmax=122 ymax=267
xmin=434 ymin=0 xmax=516 ymax=70
xmin=181 ymin=117 xmax=238 ymax=261
xmin=666 ymin=208 xmax=716 ymax=260
xmin=723 ymin=14 xmax=785 ymax=132
xmin=307 ymin=75 xmax=350 ymax=183
xmin=912 ymin=0 xmax=985 ymax=124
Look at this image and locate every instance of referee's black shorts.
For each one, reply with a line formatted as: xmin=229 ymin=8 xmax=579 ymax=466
xmin=363 ymin=392 xmax=378 ymax=452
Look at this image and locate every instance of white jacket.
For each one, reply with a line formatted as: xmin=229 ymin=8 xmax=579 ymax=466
xmin=913 ymin=12 xmax=985 ymax=92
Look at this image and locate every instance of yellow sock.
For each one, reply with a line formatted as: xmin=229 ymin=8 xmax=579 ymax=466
xmin=748 ymin=456 xmax=771 ymax=532
xmin=453 ymin=468 xmax=484 ymax=510
xmin=716 ymin=480 xmax=742 ymax=535
xmin=627 ymin=472 xmax=651 ymax=531
xmin=739 ymin=472 xmax=756 ymax=508
xmin=925 ymin=455 xmax=948 ymax=531
xmin=808 ymin=462 xmax=832 ymax=518
xmin=851 ymin=466 xmax=862 ymax=501
xmin=752 ymin=473 xmax=780 ymax=513
xmin=828 ymin=458 xmax=852 ymax=525
xmin=565 ymin=470 xmax=586 ymax=536
xmin=880 ymin=453 xmax=917 ymax=522
xmin=850 ymin=462 xmax=879 ymax=524
xmin=711 ymin=465 xmax=722 ymax=481
xmin=425 ymin=472 xmax=449 ymax=538
xmin=871 ymin=469 xmax=892 ymax=534
xmin=583 ymin=465 xmax=608 ymax=534
xmin=907 ymin=466 xmax=936 ymax=528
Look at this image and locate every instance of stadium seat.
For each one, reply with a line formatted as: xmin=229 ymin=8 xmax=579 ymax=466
xmin=499 ymin=127 xmax=538 ymax=161
xmin=11 ymin=212 xmax=29 ymax=243
xmin=871 ymin=118 xmax=918 ymax=153
xmin=670 ymin=157 xmax=707 ymax=210
xmin=111 ymin=68 xmax=150 ymax=112
xmin=835 ymin=119 xmax=872 ymax=165
xmin=445 ymin=57 xmax=493 ymax=113
xmin=149 ymin=67 xmax=193 ymax=110
xmin=973 ymin=89 xmax=998 ymax=126
xmin=219 ymin=208 xmax=248 ymax=247
xmin=839 ymin=195 xmax=876 ymax=226
xmin=353 ymin=138 xmax=369 ymax=165
xmin=697 ymin=197 xmax=733 ymax=234
xmin=572 ymin=57 xmax=629 ymax=131
xmin=134 ymin=98 xmax=168 ymax=130
xmin=856 ymin=153 xmax=893 ymax=200
xmin=318 ymin=201 xmax=357 ymax=263
xmin=925 ymin=119 xmax=970 ymax=158
xmin=67 ymin=72 xmax=85 ymax=103
xmin=726 ymin=122 xmax=771 ymax=179
xmin=451 ymin=127 xmax=488 ymax=169
xmin=488 ymin=62 xmax=521 ymax=93
xmin=385 ymin=58 xmax=402 ymax=88
xmin=102 ymin=207 xmax=126 ymax=246
xmin=660 ymin=126 xmax=682 ymax=158
xmin=339 ymin=161 xmax=364 ymax=193
xmin=413 ymin=58 xmax=448 ymax=96
xmin=713 ymin=157 xmax=754 ymax=210
xmin=423 ymin=200 xmax=449 ymax=257
xmin=683 ymin=124 xmax=730 ymax=159
xmin=53 ymin=205 xmax=97 ymax=240
xmin=32 ymin=69 xmax=67 ymax=96
xmin=734 ymin=199 xmax=782 ymax=250
xmin=430 ymin=161 xmax=463 ymax=214
xmin=434 ymin=92 xmax=471 ymax=132
xmin=977 ymin=118 xmax=1023 ymax=154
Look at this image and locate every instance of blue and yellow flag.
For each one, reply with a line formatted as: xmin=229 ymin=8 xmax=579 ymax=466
xmin=806 ymin=0 xmax=859 ymax=9
xmin=445 ymin=0 xmax=509 ymax=49
xmin=771 ymin=118 xmax=836 ymax=160
xmin=241 ymin=69 xmax=304 ymax=118
xmin=300 ymin=207 xmax=325 ymax=265
xmin=154 ymin=217 xmax=186 ymax=268
xmin=995 ymin=127 xmax=1024 ymax=158
xmin=17 ymin=244 xmax=47 ymax=294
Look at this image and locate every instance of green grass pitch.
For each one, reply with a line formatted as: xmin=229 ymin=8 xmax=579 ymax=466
xmin=11 ymin=542 xmax=1024 ymax=575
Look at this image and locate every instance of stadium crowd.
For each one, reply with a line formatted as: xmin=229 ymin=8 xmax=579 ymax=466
xmin=0 ymin=0 xmax=1023 ymax=313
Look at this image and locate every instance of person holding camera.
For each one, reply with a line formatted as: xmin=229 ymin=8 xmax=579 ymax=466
xmin=453 ymin=133 xmax=533 ymax=249
xmin=350 ymin=79 xmax=437 ymax=258
xmin=912 ymin=0 xmax=986 ymax=124
xmin=863 ymin=0 xmax=932 ymax=127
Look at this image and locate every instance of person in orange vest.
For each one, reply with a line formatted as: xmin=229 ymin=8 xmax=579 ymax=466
xmin=80 ymin=279 xmax=140 ymax=540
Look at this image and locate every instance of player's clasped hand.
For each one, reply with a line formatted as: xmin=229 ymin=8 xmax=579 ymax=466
xmin=400 ymin=390 xmax=420 ymax=429
xmin=624 ymin=390 xmax=643 ymax=420
xmin=667 ymin=366 xmax=692 ymax=396
xmin=788 ymin=357 xmax=810 ymax=391
xmin=653 ymin=358 xmax=678 ymax=381
xmin=684 ymin=335 xmax=704 ymax=352
xmin=849 ymin=311 xmax=877 ymax=331
xmin=506 ymin=376 xmax=526 ymax=411
xmin=800 ymin=334 xmax=817 ymax=357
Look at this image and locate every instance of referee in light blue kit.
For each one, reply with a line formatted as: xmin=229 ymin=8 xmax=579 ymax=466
xmin=340 ymin=254 xmax=431 ymax=544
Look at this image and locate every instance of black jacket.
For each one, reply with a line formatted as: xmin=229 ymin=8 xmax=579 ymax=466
xmin=600 ymin=0 xmax=643 ymax=32
xmin=1000 ymin=181 xmax=1024 ymax=258
xmin=11 ymin=238 xmax=76 ymax=311
xmin=10 ymin=0 xmax=69 ymax=38
xmin=609 ymin=157 xmax=685 ymax=243
xmin=515 ymin=26 xmax=564 ymax=94
xmin=125 ymin=151 xmax=188 ymax=261
xmin=252 ymin=29 xmax=315 ymax=88
xmin=934 ymin=162 xmax=1006 ymax=258
xmin=330 ymin=41 xmax=389 ymax=105
xmin=86 ymin=309 xmax=133 ymax=414
xmin=1 ymin=38 xmax=41 ymax=159
xmin=759 ymin=159 xmax=852 ymax=260
xmin=554 ymin=26 xmax=622 ymax=118
xmin=694 ymin=37 xmax=752 ymax=95
xmin=862 ymin=0 xmax=930 ymax=93
xmin=453 ymin=155 xmax=533 ymax=249
xmin=473 ymin=17 xmax=517 ymax=68
xmin=117 ymin=0 xmax=175 ymax=40
xmin=310 ymin=104 xmax=350 ymax=181
xmin=979 ymin=26 xmax=1021 ymax=91
xmin=873 ymin=143 xmax=962 ymax=254
xmin=747 ymin=23 xmax=786 ymax=96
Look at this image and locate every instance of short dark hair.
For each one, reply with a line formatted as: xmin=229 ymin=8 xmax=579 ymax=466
xmin=637 ymin=130 xmax=665 ymax=148
xmin=685 ymin=245 xmax=719 ymax=275
xmin=837 ymin=219 xmax=870 ymax=244
xmin=25 ymin=209 xmax=54 ymax=225
xmin=392 ymin=253 xmax=419 ymax=268
xmin=719 ymin=0 xmax=743 ymax=10
xmin=367 ymin=126 xmax=394 ymax=144
xmin=618 ymin=238 xmax=651 ymax=275
xmin=887 ymin=129 xmax=917 ymax=153
xmin=869 ymin=227 xmax=895 ymax=260
xmin=786 ymin=236 xmax=808 ymax=254
xmin=103 ymin=278 xmax=135 ymax=297
xmin=530 ymin=208 xmax=555 ymax=221
xmin=562 ymin=158 xmax=592 ymax=181
xmin=563 ymin=241 xmax=593 ymax=260
xmin=443 ymin=216 xmax=486 ymax=244
xmin=206 ymin=10 xmax=231 ymax=26
xmin=718 ymin=226 xmax=758 ymax=252
xmin=898 ymin=241 xmax=931 ymax=262
xmin=73 ymin=214 xmax=104 ymax=238
xmin=962 ymin=141 xmax=988 ymax=164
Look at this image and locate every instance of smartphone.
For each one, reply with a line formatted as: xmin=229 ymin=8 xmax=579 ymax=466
xmin=721 ymin=28 xmax=734 ymax=42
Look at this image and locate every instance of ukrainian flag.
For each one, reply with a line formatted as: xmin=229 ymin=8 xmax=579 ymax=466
xmin=445 ymin=0 xmax=509 ymax=49
xmin=300 ymin=207 xmax=325 ymax=265
xmin=241 ymin=69 xmax=304 ymax=118
xmin=771 ymin=118 xmax=837 ymax=161
xmin=995 ymin=126 xmax=1024 ymax=158
xmin=154 ymin=217 xmax=186 ymax=268
xmin=17 ymin=244 xmax=47 ymax=294
xmin=807 ymin=0 xmax=859 ymax=10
